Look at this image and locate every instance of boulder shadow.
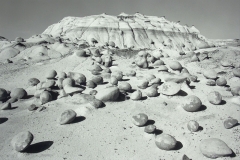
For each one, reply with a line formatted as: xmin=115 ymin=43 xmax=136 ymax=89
xmin=154 ymin=129 xmax=163 ymax=135
xmin=72 ymin=116 xmax=86 ymax=124
xmin=140 ymin=96 xmax=148 ymax=101
xmin=25 ymin=141 xmax=53 ymax=153
xmin=177 ymin=90 xmax=188 ymax=97
xmin=8 ymin=106 xmax=18 ymax=110
xmin=145 ymin=119 xmax=155 ymax=126
xmin=49 ymin=91 xmax=59 ymax=101
xmin=121 ymin=78 xmax=130 ymax=81
xmin=198 ymin=126 xmax=203 ymax=132
xmin=189 ymin=85 xmax=196 ymax=89
xmin=229 ymin=150 xmax=236 ymax=157
xmin=0 ymin=117 xmax=8 ymax=124
xmin=173 ymin=141 xmax=183 ymax=150
xmin=198 ymin=105 xmax=207 ymax=111
xmin=22 ymin=95 xmax=34 ymax=99
xmin=219 ymin=100 xmax=226 ymax=105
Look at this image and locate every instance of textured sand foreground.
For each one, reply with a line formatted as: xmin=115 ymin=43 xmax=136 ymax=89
xmin=0 ymin=45 xmax=240 ymax=160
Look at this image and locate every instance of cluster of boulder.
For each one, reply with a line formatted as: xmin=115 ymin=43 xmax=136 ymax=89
xmin=1 ymin=48 xmax=239 ymax=159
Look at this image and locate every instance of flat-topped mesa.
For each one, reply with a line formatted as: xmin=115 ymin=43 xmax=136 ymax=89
xmin=42 ymin=13 xmax=215 ymax=51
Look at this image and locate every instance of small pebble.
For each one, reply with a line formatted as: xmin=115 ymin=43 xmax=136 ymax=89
xmin=155 ymin=134 xmax=177 ymax=150
xmin=132 ymin=113 xmax=148 ymax=127
xmin=28 ymin=104 xmax=37 ymax=111
xmin=224 ymin=118 xmax=238 ymax=129
xmin=208 ymin=91 xmax=222 ymax=105
xmin=144 ymin=124 xmax=156 ymax=133
xmin=187 ymin=120 xmax=199 ymax=132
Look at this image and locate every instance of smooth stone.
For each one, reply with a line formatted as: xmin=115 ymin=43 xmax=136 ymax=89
xmin=155 ymin=134 xmax=177 ymax=150
xmin=10 ymin=88 xmax=27 ymax=99
xmin=40 ymin=91 xmax=52 ymax=104
xmin=46 ymin=69 xmax=57 ymax=79
xmin=182 ymin=154 xmax=191 ymax=160
xmin=181 ymin=95 xmax=202 ymax=112
xmin=224 ymin=118 xmax=238 ymax=129
xmin=57 ymin=71 xmax=67 ymax=79
xmin=216 ymin=77 xmax=227 ymax=86
xmin=132 ymin=113 xmax=148 ymax=127
xmin=153 ymin=60 xmax=164 ymax=67
xmin=138 ymin=51 xmax=148 ymax=58
xmin=233 ymin=68 xmax=240 ymax=78
xmin=137 ymin=80 xmax=149 ymax=89
xmin=11 ymin=131 xmax=34 ymax=152
xmin=220 ymin=60 xmax=232 ymax=67
xmin=110 ymin=76 xmax=118 ymax=85
xmin=191 ymin=55 xmax=199 ymax=62
xmin=42 ymin=80 xmax=55 ymax=89
xmin=168 ymin=61 xmax=182 ymax=71
xmin=149 ymin=78 xmax=161 ymax=86
xmin=231 ymin=86 xmax=240 ymax=96
xmin=200 ymin=138 xmax=232 ymax=159
xmin=75 ymin=50 xmax=86 ymax=57
xmin=130 ymin=90 xmax=142 ymax=100
xmin=206 ymin=80 xmax=216 ymax=86
xmin=158 ymin=82 xmax=181 ymax=96
xmin=111 ymin=71 xmax=123 ymax=81
xmin=86 ymin=80 xmax=96 ymax=88
xmin=59 ymin=109 xmax=77 ymax=125
xmin=118 ymin=82 xmax=132 ymax=92
xmin=90 ymin=64 xmax=102 ymax=72
xmin=28 ymin=104 xmax=37 ymax=111
xmin=208 ymin=91 xmax=222 ymax=105
xmin=145 ymin=87 xmax=158 ymax=97
xmin=144 ymin=124 xmax=156 ymax=133
xmin=62 ymin=78 xmax=75 ymax=87
xmin=1 ymin=102 xmax=11 ymax=110
xmin=188 ymin=75 xmax=198 ymax=82
xmin=95 ymin=87 xmax=120 ymax=102
xmin=135 ymin=56 xmax=148 ymax=69
xmin=91 ymin=75 xmax=103 ymax=85
xmin=203 ymin=70 xmax=217 ymax=79
xmin=158 ymin=65 xmax=168 ymax=72
xmin=0 ymin=88 xmax=8 ymax=101
xmin=34 ymin=89 xmax=45 ymax=98
xmin=187 ymin=120 xmax=199 ymax=132
xmin=64 ymin=84 xmax=84 ymax=95
xmin=28 ymin=78 xmax=40 ymax=86
xmin=125 ymin=70 xmax=136 ymax=77
xmin=145 ymin=74 xmax=156 ymax=81
xmin=68 ymin=72 xmax=86 ymax=84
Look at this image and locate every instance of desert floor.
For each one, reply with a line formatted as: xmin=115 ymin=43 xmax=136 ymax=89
xmin=0 ymin=46 xmax=240 ymax=160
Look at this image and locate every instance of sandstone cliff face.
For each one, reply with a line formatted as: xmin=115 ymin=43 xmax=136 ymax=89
xmin=42 ymin=13 xmax=214 ymax=51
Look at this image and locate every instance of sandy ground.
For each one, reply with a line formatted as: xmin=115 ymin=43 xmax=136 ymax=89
xmin=0 ymin=46 xmax=240 ymax=160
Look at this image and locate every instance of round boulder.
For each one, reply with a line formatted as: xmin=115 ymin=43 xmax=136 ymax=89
xmin=144 ymin=124 xmax=156 ymax=133
xmin=187 ymin=120 xmax=199 ymax=132
xmin=95 ymin=87 xmax=120 ymax=102
xmin=59 ymin=109 xmax=77 ymax=125
xmin=145 ymin=87 xmax=158 ymax=97
xmin=223 ymin=118 xmax=238 ymax=129
xmin=200 ymin=138 xmax=232 ymax=159
xmin=118 ymin=82 xmax=132 ymax=92
xmin=203 ymin=70 xmax=217 ymax=79
xmin=132 ymin=113 xmax=148 ymax=127
xmin=11 ymin=131 xmax=34 ymax=152
xmin=208 ymin=91 xmax=222 ymax=105
xmin=130 ymin=90 xmax=142 ymax=100
xmin=233 ymin=68 xmax=240 ymax=78
xmin=216 ymin=77 xmax=227 ymax=86
xmin=168 ymin=61 xmax=182 ymax=71
xmin=40 ymin=91 xmax=52 ymax=104
xmin=155 ymin=134 xmax=177 ymax=150
xmin=28 ymin=78 xmax=40 ymax=86
xmin=46 ymin=69 xmax=57 ymax=79
xmin=181 ymin=95 xmax=202 ymax=112
xmin=158 ymin=82 xmax=181 ymax=96
xmin=10 ymin=88 xmax=27 ymax=100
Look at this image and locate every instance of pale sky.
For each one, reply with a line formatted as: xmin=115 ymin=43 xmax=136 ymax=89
xmin=0 ymin=0 xmax=239 ymax=40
